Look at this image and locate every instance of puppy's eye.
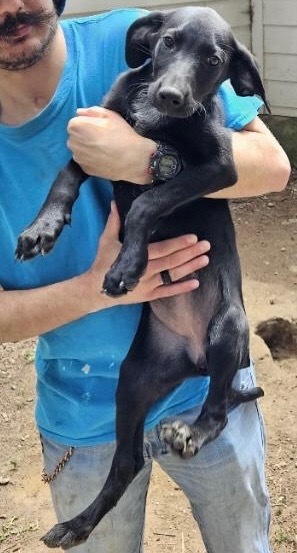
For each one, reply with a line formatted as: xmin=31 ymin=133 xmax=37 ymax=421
xmin=163 ymin=36 xmax=174 ymax=48
xmin=207 ymin=55 xmax=221 ymax=66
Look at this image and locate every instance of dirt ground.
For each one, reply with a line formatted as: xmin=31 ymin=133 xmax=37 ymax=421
xmin=0 ymin=172 xmax=296 ymax=553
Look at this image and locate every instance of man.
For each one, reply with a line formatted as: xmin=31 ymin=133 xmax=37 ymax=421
xmin=0 ymin=1 xmax=290 ymax=552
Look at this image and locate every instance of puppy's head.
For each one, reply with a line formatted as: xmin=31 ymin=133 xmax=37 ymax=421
xmin=126 ymin=7 xmax=269 ymax=117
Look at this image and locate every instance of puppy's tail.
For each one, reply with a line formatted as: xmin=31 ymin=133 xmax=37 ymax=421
xmin=228 ymin=386 xmax=264 ymax=407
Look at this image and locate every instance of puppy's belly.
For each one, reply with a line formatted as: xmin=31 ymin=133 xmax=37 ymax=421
xmin=151 ymin=292 xmax=212 ymax=365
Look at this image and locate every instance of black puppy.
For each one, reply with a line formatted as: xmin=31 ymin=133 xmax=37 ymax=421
xmin=16 ymin=7 xmax=268 ymax=549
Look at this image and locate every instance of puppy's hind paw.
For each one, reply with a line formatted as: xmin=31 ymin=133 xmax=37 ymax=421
xmin=41 ymin=522 xmax=90 ymax=550
xmin=161 ymin=420 xmax=199 ymax=459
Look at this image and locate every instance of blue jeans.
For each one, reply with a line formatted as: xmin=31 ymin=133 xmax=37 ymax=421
xmin=41 ymin=366 xmax=271 ymax=553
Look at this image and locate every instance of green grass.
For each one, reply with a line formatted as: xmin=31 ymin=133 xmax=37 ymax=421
xmin=0 ymin=516 xmax=38 ymax=544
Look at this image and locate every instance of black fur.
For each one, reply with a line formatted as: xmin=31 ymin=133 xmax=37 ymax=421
xmin=16 ymin=8 xmax=267 ymax=549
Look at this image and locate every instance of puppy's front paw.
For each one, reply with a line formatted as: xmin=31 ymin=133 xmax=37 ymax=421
xmin=102 ymin=252 xmax=148 ymax=297
xmin=102 ymin=265 xmax=139 ymax=297
xmin=15 ymin=212 xmax=70 ymax=261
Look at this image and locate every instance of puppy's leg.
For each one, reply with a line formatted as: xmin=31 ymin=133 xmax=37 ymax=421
xmin=103 ymin=154 xmax=237 ymax=296
xmin=162 ymin=304 xmax=264 ymax=457
xmin=16 ymin=160 xmax=87 ymax=260
xmin=41 ymin=420 xmax=147 ymax=550
xmin=41 ymin=307 xmax=198 ymax=549
xmin=41 ymin=383 xmax=148 ymax=549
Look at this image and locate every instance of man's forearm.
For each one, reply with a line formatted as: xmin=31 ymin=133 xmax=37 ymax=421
xmin=206 ymin=117 xmax=291 ymax=199
xmin=135 ymin=117 xmax=290 ymax=195
xmin=68 ymin=109 xmax=290 ymax=195
xmin=0 ymin=275 xmax=100 ymax=343
xmin=0 ymin=207 xmax=211 ymax=343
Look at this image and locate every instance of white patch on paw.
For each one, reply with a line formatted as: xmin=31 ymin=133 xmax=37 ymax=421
xmin=161 ymin=420 xmax=198 ymax=458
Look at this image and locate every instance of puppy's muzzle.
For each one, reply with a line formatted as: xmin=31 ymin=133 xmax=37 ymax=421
xmin=152 ymin=84 xmax=192 ymax=117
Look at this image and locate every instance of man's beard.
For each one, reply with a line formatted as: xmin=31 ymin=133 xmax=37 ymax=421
xmin=0 ymin=8 xmax=58 ymax=70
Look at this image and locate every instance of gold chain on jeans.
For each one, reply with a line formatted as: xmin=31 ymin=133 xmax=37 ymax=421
xmin=42 ymin=446 xmax=75 ymax=484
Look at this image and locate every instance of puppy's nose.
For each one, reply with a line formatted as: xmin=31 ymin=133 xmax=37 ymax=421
xmin=157 ymin=87 xmax=184 ymax=108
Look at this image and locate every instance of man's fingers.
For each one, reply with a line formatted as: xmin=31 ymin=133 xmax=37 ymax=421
xmin=76 ymin=106 xmax=109 ymax=118
xmin=166 ymin=254 xmax=209 ymax=284
xmin=156 ymin=240 xmax=210 ymax=273
xmin=147 ymin=252 xmax=209 ymax=289
xmin=148 ymin=234 xmax=198 ymax=259
xmin=150 ymin=279 xmax=199 ymax=300
xmin=68 ymin=116 xmax=109 ymax=135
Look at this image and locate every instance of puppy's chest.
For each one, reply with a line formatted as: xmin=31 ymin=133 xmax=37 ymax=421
xmin=128 ymin=100 xmax=213 ymax=162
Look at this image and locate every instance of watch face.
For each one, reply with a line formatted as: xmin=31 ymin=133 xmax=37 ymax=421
xmin=158 ymin=154 xmax=179 ymax=179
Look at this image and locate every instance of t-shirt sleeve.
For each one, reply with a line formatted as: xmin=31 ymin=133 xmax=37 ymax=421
xmin=218 ymin=79 xmax=264 ymax=130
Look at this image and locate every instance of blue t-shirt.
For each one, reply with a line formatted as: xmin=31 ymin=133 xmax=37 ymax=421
xmin=0 ymin=10 xmax=263 ymax=446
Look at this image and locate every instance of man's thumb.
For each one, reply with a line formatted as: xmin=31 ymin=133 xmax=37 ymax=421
xmin=102 ymin=201 xmax=121 ymax=239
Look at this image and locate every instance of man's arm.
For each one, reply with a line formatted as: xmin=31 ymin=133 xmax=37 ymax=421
xmin=0 ymin=204 xmax=210 ymax=343
xmin=206 ymin=117 xmax=291 ymax=199
xmin=68 ymin=108 xmax=290 ymax=196
xmin=3 ymin=111 xmax=288 ymax=344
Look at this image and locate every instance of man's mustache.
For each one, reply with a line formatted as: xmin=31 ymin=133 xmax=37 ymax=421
xmin=0 ymin=9 xmax=55 ymax=39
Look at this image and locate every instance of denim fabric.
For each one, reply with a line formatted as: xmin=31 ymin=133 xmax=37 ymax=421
xmin=41 ymin=366 xmax=271 ymax=553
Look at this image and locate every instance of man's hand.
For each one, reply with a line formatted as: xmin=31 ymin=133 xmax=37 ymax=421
xmin=67 ymin=107 xmax=156 ymax=185
xmin=85 ymin=202 xmax=210 ymax=311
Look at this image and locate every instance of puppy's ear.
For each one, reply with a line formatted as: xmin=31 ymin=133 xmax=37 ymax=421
xmin=230 ymin=41 xmax=270 ymax=112
xmin=126 ymin=11 xmax=165 ymax=68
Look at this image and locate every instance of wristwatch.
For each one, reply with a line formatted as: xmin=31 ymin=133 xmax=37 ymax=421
xmin=148 ymin=141 xmax=182 ymax=185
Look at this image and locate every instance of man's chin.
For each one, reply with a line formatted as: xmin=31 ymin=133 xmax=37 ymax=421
xmin=0 ymin=47 xmax=44 ymax=70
